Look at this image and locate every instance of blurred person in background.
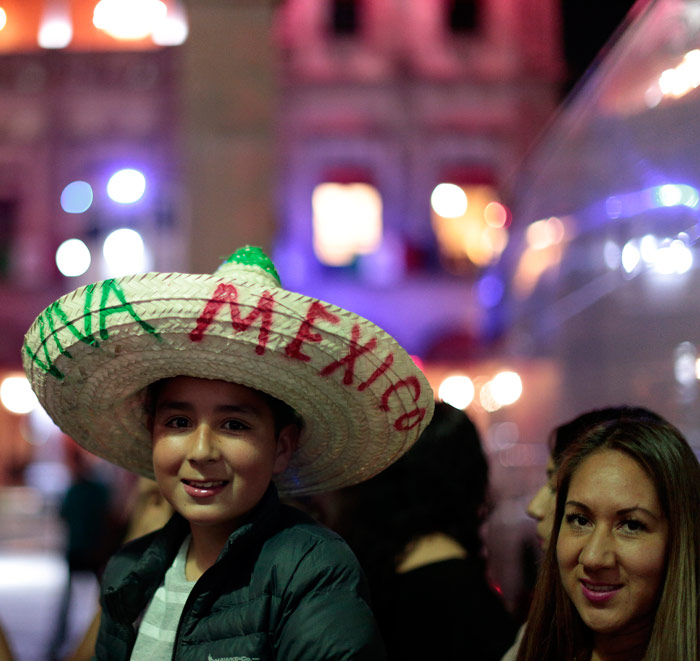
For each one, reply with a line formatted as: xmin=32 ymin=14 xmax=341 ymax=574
xmin=0 ymin=622 xmax=13 ymax=661
xmin=516 ymin=415 xmax=700 ymax=660
xmin=66 ymin=477 xmax=173 ymax=661
xmin=502 ymin=405 xmax=663 ymax=660
xmin=330 ymin=401 xmax=517 ymax=661
xmin=47 ymin=439 xmax=113 ymax=661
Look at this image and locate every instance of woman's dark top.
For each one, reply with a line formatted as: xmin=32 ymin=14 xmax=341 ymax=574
xmin=374 ymin=557 xmax=518 ymax=661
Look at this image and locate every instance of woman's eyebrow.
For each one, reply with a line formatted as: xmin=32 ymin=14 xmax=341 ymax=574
xmin=564 ymin=500 xmax=590 ymax=512
xmin=617 ymin=506 xmax=660 ymax=521
xmin=565 ymin=500 xmax=660 ymax=521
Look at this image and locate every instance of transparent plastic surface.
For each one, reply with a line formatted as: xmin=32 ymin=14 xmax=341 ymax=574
xmin=497 ymin=0 xmax=700 ymax=444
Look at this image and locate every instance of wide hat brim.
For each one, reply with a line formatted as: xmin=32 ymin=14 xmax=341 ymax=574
xmin=23 ymin=253 xmax=434 ymax=496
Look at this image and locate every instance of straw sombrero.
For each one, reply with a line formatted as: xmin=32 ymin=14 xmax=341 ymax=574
xmin=23 ymin=246 xmax=434 ymax=495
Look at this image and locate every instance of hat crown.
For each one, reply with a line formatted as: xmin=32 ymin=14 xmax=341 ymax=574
xmin=214 ymin=245 xmax=281 ymax=287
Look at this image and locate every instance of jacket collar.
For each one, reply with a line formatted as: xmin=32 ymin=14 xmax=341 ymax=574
xmin=104 ymin=483 xmax=283 ymax=624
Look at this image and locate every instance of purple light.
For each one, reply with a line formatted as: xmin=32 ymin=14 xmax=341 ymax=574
xmin=477 ymin=274 xmax=504 ymax=308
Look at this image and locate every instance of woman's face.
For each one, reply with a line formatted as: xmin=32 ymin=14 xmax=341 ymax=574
xmin=557 ymin=449 xmax=668 ymax=641
xmin=527 ymin=456 xmax=557 ymax=548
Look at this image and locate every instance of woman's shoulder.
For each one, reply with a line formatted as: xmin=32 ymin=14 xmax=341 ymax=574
xmin=396 ymin=533 xmax=468 ymax=573
xmin=500 ymin=622 xmax=526 ymax=661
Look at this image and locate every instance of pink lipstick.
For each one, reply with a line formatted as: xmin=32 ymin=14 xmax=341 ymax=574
xmin=580 ymin=580 xmax=622 ymax=603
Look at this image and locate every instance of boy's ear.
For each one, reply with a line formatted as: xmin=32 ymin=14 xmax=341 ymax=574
xmin=273 ymin=424 xmax=299 ymax=475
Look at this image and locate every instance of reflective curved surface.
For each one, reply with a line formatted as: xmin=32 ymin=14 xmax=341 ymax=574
xmin=497 ymin=0 xmax=700 ymax=446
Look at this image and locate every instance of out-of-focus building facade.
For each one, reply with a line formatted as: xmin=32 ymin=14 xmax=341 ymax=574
xmin=0 ymin=0 xmax=567 ymax=624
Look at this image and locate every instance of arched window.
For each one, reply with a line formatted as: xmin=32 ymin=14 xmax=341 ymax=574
xmin=330 ymin=0 xmax=360 ymax=36
xmin=447 ymin=0 xmax=478 ymax=33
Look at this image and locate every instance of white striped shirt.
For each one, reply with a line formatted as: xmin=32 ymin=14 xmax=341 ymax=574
xmin=130 ymin=535 xmax=195 ymax=660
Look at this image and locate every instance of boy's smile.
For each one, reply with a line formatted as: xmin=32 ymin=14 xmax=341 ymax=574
xmin=151 ymin=376 xmax=295 ymax=537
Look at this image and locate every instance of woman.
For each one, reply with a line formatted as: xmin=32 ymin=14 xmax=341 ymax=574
xmin=331 ymin=401 xmax=517 ymax=661
xmin=516 ymin=417 xmax=700 ymax=660
xmin=526 ymin=407 xmax=662 ymax=550
xmin=503 ymin=406 xmax=663 ymax=661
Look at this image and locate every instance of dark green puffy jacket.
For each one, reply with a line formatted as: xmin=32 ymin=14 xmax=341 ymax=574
xmin=94 ymin=485 xmax=386 ymax=660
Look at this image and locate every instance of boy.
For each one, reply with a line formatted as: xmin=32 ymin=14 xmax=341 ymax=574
xmin=23 ymin=246 xmax=434 ymax=660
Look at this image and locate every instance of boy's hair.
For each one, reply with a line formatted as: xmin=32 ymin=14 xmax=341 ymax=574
xmin=145 ymin=378 xmax=303 ymax=438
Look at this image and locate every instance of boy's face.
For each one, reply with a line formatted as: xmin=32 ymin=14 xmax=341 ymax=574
xmin=151 ymin=376 xmax=295 ymax=535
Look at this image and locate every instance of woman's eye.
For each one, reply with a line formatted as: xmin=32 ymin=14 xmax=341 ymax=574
xmin=621 ymin=519 xmax=647 ymax=533
xmin=565 ymin=513 xmax=589 ymax=529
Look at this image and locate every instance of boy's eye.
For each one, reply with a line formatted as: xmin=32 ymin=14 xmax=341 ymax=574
xmin=222 ymin=419 xmax=249 ymax=431
xmin=165 ymin=416 xmax=190 ymax=429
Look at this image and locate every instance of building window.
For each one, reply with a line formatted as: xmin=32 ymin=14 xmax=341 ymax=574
xmin=312 ymin=181 xmax=382 ymax=266
xmin=447 ymin=0 xmax=477 ymax=33
xmin=430 ymin=182 xmax=509 ymax=274
xmin=0 ymin=199 xmax=17 ymax=280
xmin=330 ymin=0 xmax=360 ymax=36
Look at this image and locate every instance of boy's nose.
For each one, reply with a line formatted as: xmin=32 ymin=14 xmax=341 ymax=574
xmin=579 ymin=528 xmax=616 ymax=570
xmin=187 ymin=425 xmax=221 ymax=463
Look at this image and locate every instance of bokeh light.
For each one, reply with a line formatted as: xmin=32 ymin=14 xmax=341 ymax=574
xmin=93 ymin=0 xmax=167 ymax=40
xmin=603 ymin=240 xmax=621 ymax=269
xmin=151 ymin=0 xmax=189 ymax=46
xmin=477 ymin=274 xmax=504 ymax=308
xmin=0 ymin=376 xmax=39 ymax=414
xmin=484 ymin=201 xmax=508 ymax=228
xmin=103 ymin=228 xmax=147 ymax=276
xmin=60 ymin=181 xmax=93 ymax=214
xmin=653 ymin=239 xmax=693 ymax=275
xmin=489 ymin=371 xmax=523 ymax=406
xmin=639 ymin=234 xmax=658 ymax=264
xmin=107 ymin=168 xmax=146 ymax=204
xmin=525 ymin=217 xmax=565 ymax=250
xmin=674 ymin=342 xmax=697 ymax=386
xmin=430 ymin=183 xmax=468 ymax=218
xmin=621 ymin=241 xmax=641 ymax=274
xmin=438 ymin=375 xmax=475 ymax=410
xmin=56 ymin=238 xmax=91 ymax=277
xmin=0 ymin=8 xmax=6 ymax=32
xmin=38 ymin=17 xmax=72 ymax=49
xmin=658 ymin=50 xmax=700 ymax=100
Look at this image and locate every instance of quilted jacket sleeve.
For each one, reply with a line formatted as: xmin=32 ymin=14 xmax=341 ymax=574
xmin=273 ymin=533 xmax=387 ymax=661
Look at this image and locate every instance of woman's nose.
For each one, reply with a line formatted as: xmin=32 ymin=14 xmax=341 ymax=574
xmin=187 ymin=425 xmax=221 ymax=463
xmin=579 ymin=527 xmax=616 ymax=569
xmin=526 ymin=485 xmax=550 ymax=521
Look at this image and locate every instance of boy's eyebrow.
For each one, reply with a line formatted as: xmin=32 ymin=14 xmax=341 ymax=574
xmin=156 ymin=400 xmax=267 ymax=417
xmin=565 ymin=500 xmax=660 ymax=521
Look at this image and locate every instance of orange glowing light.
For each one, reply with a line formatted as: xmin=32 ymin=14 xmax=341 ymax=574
xmin=484 ymin=201 xmax=508 ymax=228
xmin=0 ymin=0 xmax=185 ymax=52
xmin=431 ymin=183 xmax=509 ymax=270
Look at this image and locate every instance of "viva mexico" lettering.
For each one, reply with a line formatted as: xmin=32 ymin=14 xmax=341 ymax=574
xmin=26 ymin=280 xmax=426 ymax=431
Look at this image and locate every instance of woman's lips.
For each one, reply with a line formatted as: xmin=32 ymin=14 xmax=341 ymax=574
xmin=580 ymin=579 xmax=623 ymax=603
xmin=182 ymin=479 xmax=228 ymax=498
